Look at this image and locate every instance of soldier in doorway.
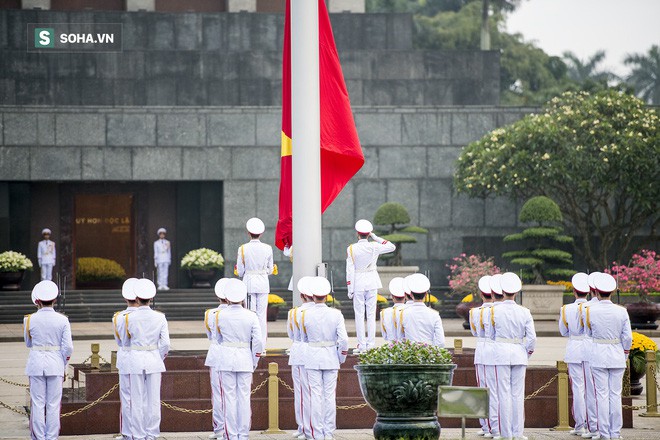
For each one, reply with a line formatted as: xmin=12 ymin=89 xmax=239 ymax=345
xmin=154 ymin=228 xmax=171 ymax=291
xmin=37 ymin=228 xmax=56 ymax=281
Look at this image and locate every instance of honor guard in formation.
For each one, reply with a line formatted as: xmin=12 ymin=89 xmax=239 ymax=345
xmin=236 ymin=217 xmax=274 ymax=350
xmin=214 ymin=278 xmax=263 ymax=440
xmin=125 ymin=279 xmax=171 ymax=440
xmin=581 ymin=272 xmax=602 ymax=438
xmin=24 ymin=280 xmax=73 ymax=440
xmin=397 ymin=273 xmax=445 ymax=347
xmin=380 ymin=277 xmax=406 ymax=342
xmin=558 ymin=272 xmax=591 ymax=437
xmin=154 ymin=228 xmax=171 ymax=290
xmin=37 ymin=228 xmax=56 ymax=281
xmin=112 ymin=277 xmax=140 ymax=440
xmin=204 ymin=278 xmax=230 ymax=439
xmin=469 ymin=275 xmax=495 ymax=437
xmin=345 ymin=219 xmax=395 ymax=352
xmin=302 ymin=277 xmax=349 ymax=440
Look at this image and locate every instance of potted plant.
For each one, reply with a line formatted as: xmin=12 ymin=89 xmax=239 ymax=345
xmin=0 ymin=251 xmax=34 ymax=290
xmin=376 ymin=294 xmax=389 ymax=320
xmin=355 ymin=340 xmax=456 ymax=440
xmin=607 ymin=249 xmax=660 ymax=329
xmin=628 ymin=332 xmax=659 ymax=395
xmin=372 ymin=202 xmax=428 ymax=294
xmin=76 ymin=257 xmax=126 ymax=289
xmin=267 ymin=293 xmax=286 ymax=322
xmin=180 ymin=248 xmax=224 ymax=288
xmin=326 ymin=294 xmax=341 ymax=308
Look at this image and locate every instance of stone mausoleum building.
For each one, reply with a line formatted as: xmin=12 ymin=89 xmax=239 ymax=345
xmin=0 ymin=0 xmax=534 ymax=290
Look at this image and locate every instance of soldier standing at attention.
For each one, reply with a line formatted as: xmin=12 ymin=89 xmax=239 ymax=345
xmin=236 ymin=217 xmax=274 ymax=351
xmin=154 ymin=228 xmax=171 ymax=291
xmin=380 ymin=277 xmax=406 ymax=342
xmin=398 ymin=273 xmax=445 ymax=347
xmin=580 ymin=272 xmax=602 ymax=439
xmin=126 ymin=279 xmax=170 ymax=440
xmin=24 ymin=280 xmax=73 ymax=440
xmin=37 ymin=228 xmax=56 ymax=281
xmin=112 ymin=278 xmax=139 ymax=440
xmin=558 ymin=272 xmax=591 ymax=437
xmin=345 ymin=219 xmax=395 ymax=352
xmin=205 ymin=278 xmax=229 ymax=440
xmin=215 ymin=278 xmax=263 ymax=440
xmin=585 ymin=273 xmax=632 ymax=440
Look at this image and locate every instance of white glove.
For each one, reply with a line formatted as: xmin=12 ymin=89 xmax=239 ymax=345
xmin=347 ymin=291 xmax=354 ymax=300
xmin=370 ymin=232 xmax=382 ymax=242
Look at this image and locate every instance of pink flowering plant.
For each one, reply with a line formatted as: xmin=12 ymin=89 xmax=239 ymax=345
xmin=606 ymin=250 xmax=660 ymax=301
xmin=446 ymin=254 xmax=501 ymax=297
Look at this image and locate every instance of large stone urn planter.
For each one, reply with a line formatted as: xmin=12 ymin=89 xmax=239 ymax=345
xmin=521 ymin=284 xmax=565 ymax=320
xmin=0 ymin=270 xmax=26 ymax=290
xmin=355 ymin=363 xmax=457 ymax=440
xmin=455 ymin=300 xmax=482 ymax=329
xmin=187 ymin=268 xmax=219 ymax=288
xmin=625 ymin=302 xmax=660 ymax=330
xmin=377 ymin=266 xmax=419 ymax=296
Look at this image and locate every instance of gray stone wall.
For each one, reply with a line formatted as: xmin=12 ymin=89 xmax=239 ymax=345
xmin=0 ymin=105 xmax=535 ymax=286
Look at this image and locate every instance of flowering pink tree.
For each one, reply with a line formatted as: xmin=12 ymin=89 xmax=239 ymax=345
xmin=606 ymin=250 xmax=660 ymax=300
xmin=446 ymin=254 xmax=501 ymax=297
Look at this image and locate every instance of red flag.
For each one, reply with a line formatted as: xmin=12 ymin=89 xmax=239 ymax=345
xmin=275 ymin=0 xmax=364 ymax=250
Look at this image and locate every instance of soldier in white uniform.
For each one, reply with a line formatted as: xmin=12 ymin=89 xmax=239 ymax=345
xmin=397 ymin=273 xmax=445 ymax=346
xmin=236 ymin=217 xmax=274 ymax=351
xmin=284 ymin=245 xmax=294 ymax=291
xmin=303 ymin=277 xmax=349 ymax=440
xmin=558 ymin=272 xmax=590 ymax=437
xmin=481 ymin=273 xmax=505 ymax=439
xmin=154 ymin=228 xmax=171 ymax=290
xmin=37 ymin=228 xmax=56 ymax=281
xmin=287 ymin=276 xmax=315 ymax=439
xmin=24 ymin=280 xmax=73 ymax=440
xmin=487 ymin=272 xmax=536 ymax=440
xmin=345 ymin=219 xmax=395 ymax=352
xmin=205 ymin=278 xmax=230 ymax=440
xmin=581 ymin=272 xmax=602 ymax=439
xmin=112 ymin=277 xmax=139 ymax=440
xmin=585 ymin=273 xmax=632 ymax=440
xmin=380 ymin=277 xmax=406 ymax=342
xmin=215 ymin=278 xmax=263 ymax=440
xmin=126 ymin=278 xmax=170 ymax=440
xmin=469 ymin=275 xmax=494 ymax=437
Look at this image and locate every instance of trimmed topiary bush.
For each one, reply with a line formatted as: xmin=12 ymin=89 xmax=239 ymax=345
xmin=373 ymin=202 xmax=428 ymax=266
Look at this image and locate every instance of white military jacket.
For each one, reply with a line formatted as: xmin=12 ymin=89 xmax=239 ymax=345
xmin=345 ymin=237 xmax=395 ymax=293
xmin=204 ymin=304 xmax=228 ymax=368
xmin=579 ymin=296 xmax=600 ymax=360
xmin=380 ymin=303 xmax=405 ymax=342
xmin=154 ymin=239 xmax=171 ymax=264
xmin=484 ymin=300 xmax=536 ymax=366
xmin=585 ymin=300 xmax=632 ymax=369
xmin=37 ymin=240 xmax=56 ymax=266
xmin=398 ymin=302 xmax=445 ymax=347
xmin=478 ymin=302 xmax=502 ymax=366
xmin=287 ymin=302 xmax=315 ymax=366
xmin=558 ymin=298 xmax=588 ymax=364
xmin=302 ymin=303 xmax=349 ymax=370
xmin=469 ymin=302 xmax=493 ymax=365
xmin=125 ymin=306 xmax=170 ymax=374
xmin=236 ymin=239 xmax=274 ymax=294
xmin=215 ymin=304 xmax=263 ymax=372
xmin=113 ymin=306 xmax=137 ymax=373
xmin=24 ymin=307 xmax=73 ymax=376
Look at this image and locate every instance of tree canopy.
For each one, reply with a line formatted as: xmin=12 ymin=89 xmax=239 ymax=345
xmin=625 ymin=45 xmax=660 ymax=105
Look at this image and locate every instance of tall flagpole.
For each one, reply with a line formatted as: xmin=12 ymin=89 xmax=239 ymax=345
xmin=291 ymin=0 xmax=322 ymax=305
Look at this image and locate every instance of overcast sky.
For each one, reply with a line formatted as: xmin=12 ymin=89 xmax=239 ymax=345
xmin=506 ymin=0 xmax=660 ymax=77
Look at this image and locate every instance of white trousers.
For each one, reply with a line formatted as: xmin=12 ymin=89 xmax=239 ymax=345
xmin=591 ymin=367 xmax=625 ymax=439
xmin=291 ymin=365 xmax=308 ymax=436
xmin=40 ymin=264 xmax=53 ymax=281
xmin=29 ymin=375 xmax=62 ymax=440
xmin=306 ymin=369 xmax=338 ymax=440
xmin=156 ymin=263 xmax=169 ymax=288
xmin=210 ymin=368 xmax=226 ymax=436
xmin=475 ymin=364 xmax=490 ymax=433
xmin=220 ymin=371 xmax=252 ymax=440
xmin=567 ymin=363 xmax=587 ymax=431
xmin=129 ymin=372 xmax=161 ymax=440
xmin=353 ymin=289 xmax=377 ymax=350
xmin=583 ymin=361 xmax=599 ymax=433
xmin=119 ymin=373 xmax=133 ymax=438
xmin=484 ymin=365 xmax=500 ymax=436
xmin=248 ymin=292 xmax=268 ymax=349
xmin=496 ymin=364 xmax=526 ymax=439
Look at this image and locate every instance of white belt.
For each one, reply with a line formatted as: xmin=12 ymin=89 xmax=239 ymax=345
xmin=210 ymin=340 xmax=219 ymax=345
xmin=132 ymin=345 xmax=158 ymax=351
xmin=245 ymin=270 xmax=268 ymax=275
xmin=309 ymin=341 xmax=336 ymax=347
xmin=593 ymin=338 xmax=620 ymax=345
xmin=31 ymin=345 xmax=60 ymax=351
xmin=496 ymin=337 xmax=523 ymax=344
xmin=221 ymin=342 xmax=249 ymax=348
xmin=477 ymin=337 xmax=486 ymax=342
xmin=569 ymin=335 xmax=586 ymax=341
xmin=120 ymin=346 xmax=132 ymax=351
xmin=355 ymin=267 xmax=376 ymax=273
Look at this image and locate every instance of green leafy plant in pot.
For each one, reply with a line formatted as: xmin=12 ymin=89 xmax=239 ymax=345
xmin=373 ymin=202 xmax=428 ymax=266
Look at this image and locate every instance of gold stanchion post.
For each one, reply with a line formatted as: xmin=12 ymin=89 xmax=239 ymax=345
xmin=262 ymin=362 xmax=286 ymax=433
xmin=110 ymin=350 xmax=117 ymax=371
xmin=454 ymin=338 xmax=463 ymax=355
xmin=640 ymin=350 xmax=660 ymax=417
xmin=90 ymin=343 xmax=100 ymax=370
xmin=553 ymin=361 xmax=571 ymax=431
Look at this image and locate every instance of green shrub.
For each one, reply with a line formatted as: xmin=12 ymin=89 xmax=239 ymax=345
xmin=373 ymin=202 xmax=428 ymax=266
xmin=76 ymin=257 xmax=126 ymax=282
xmin=359 ymin=340 xmax=453 ymax=365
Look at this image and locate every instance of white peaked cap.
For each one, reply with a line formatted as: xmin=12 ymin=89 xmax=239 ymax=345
xmin=311 ymin=276 xmax=332 ymax=297
xmin=407 ymin=273 xmax=431 ymax=294
xmin=389 ymin=277 xmax=406 ymax=298
xmin=246 ymin=217 xmax=265 ymax=235
xmin=403 ymin=275 xmax=413 ymax=295
xmin=355 ymin=219 xmax=373 ymax=234
xmin=42 ymin=228 xmax=51 ymax=235
xmin=33 ymin=280 xmax=58 ymax=302
xmin=157 ymin=227 xmax=167 ymax=234
xmin=478 ymin=276 xmax=492 ymax=294
xmin=500 ymin=272 xmax=522 ymax=294
xmin=214 ymin=278 xmax=229 ymax=299
xmin=121 ymin=278 xmax=139 ymax=300
xmin=587 ymin=271 xmax=601 ymax=289
xmin=571 ymin=272 xmax=590 ymax=294
xmin=594 ymin=273 xmax=617 ymax=294
xmin=489 ymin=273 xmax=503 ymax=295
xmin=31 ymin=290 xmax=38 ymax=305
xmin=225 ymin=278 xmax=248 ymax=303
xmin=135 ymin=278 xmax=157 ymax=300
xmin=297 ymin=276 xmax=314 ymax=297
